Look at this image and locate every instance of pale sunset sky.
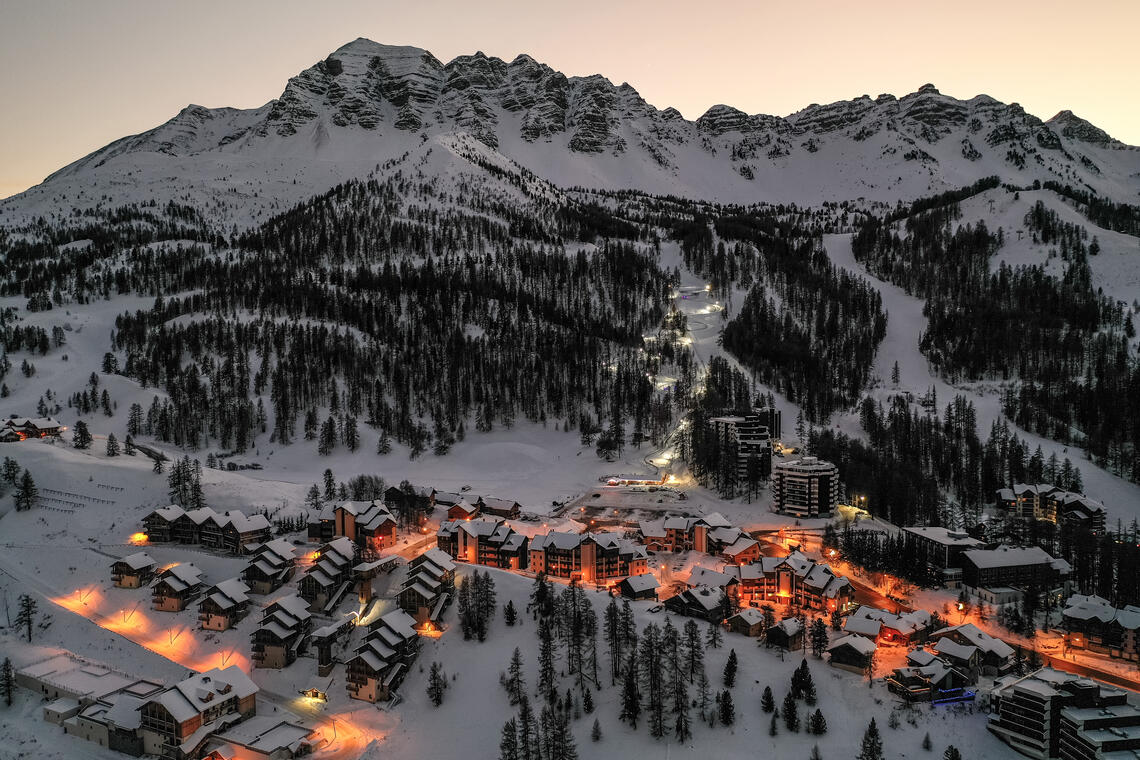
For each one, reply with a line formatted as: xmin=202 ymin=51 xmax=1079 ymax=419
xmin=1 ymin=0 xmax=1137 ymax=199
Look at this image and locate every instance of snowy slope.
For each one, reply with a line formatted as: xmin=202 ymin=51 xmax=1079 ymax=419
xmin=3 ymin=38 xmax=1139 ymax=229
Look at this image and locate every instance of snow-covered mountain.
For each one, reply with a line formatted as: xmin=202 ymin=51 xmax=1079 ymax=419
xmin=4 ymin=37 xmax=1139 ymax=228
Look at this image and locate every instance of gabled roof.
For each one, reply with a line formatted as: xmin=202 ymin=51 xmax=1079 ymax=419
xmin=907 ymin=648 xmax=940 ymax=667
xmin=828 ymin=634 xmax=877 ymax=655
xmin=412 ymin=548 xmax=456 ymax=572
xmin=686 ymin=566 xmax=737 ymax=589
xmin=155 ymin=563 xmax=203 ymax=591
xmin=677 ymin=585 xmax=725 ymax=611
xmin=843 ymin=615 xmax=882 ymax=638
xmin=621 ymin=573 xmax=660 ymax=592
xmin=774 ymin=617 xmax=803 ymax=636
xmin=265 ymin=594 xmax=311 ymax=621
xmin=728 ymin=608 xmax=766 ymax=626
xmin=932 ymin=637 xmax=978 ymax=662
xmin=155 ymin=666 xmax=257 ymax=723
xmin=932 ymin=623 xmax=1014 ymax=659
xmin=117 ymin=552 xmax=155 ymax=570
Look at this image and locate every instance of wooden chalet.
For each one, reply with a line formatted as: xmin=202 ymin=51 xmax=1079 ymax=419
xmin=665 ymin=585 xmax=727 ymax=623
xmin=250 ymin=595 xmax=312 ymax=669
xmin=826 ymin=635 xmax=877 ymax=674
xmin=927 ymin=623 xmax=1015 ymax=675
xmin=138 ymin=666 xmax=257 ymax=759
xmin=446 ymin=499 xmax=480 ymax=521
xmin=198 ymin=510 xmax=271 ymax=555
xmin=346 ymin=609 xmax=421 ymax=703
xmin=619 ymin=573 xmax=660 ymax=601
xmin=241 ymin=538 xmax=297 ymax=595
xmin=151 ymin=564 xmax=203 ymax=612
xmin=298 ymin=537 xmax=356 ymax=612
xmin=887 ymin=660 xmax=973 ymax=703
xmin=726 ymin=607 xmax=767 ymax=637
xmin=306 ymin=502 xmax=336 ymax=544
xmin=398 ymin=548 xmax=457 ymax=626
xmin=473 ymin=496 xmax=522 ymax=520
xmin=4 ymin=416 xmax=65 ymax=439
xmin=198 ymin=579 xmax=251 ymax=632
xmin=111 ymin=552 xmax=156 ymax=588
xmin=766 ymin=617 xmax=805 ymax=651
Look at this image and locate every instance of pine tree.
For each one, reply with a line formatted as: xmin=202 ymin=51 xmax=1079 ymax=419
xmin=769 ymin=711 xmax=779 ymax=736
xmin=696 ymin=669 xmax=711 ymax=717
xmin=152 ymin=456 xmax=163 ymax=474
xmin=1 ymin=657 xmax=14 ymax=707
xmin=888 ymin=710 xmax=900 ymax=730
xmin=619 ymin=656 xmax=641 ymax=729
xmin=1 ymin=457 xmax=19 ymax=484
xmin=706 ymin=620 xmax=722 ymax=649
xmin=761 ymin=685 xmax=776 ymax=713
xmin=858 ymin=718 xmax=884 ymax=760
xmin=105 ymin=433 xmax=120 ymax=456
xmin=15 ymin=469 xmax=38 ymax=511
xmin=318 ymin=416 xmax=337 ymax=455
xmin=682 ymin=619 xmax=704 ymax=682
xmin=810 ymin=618 xmax=829 ymax=656
xmin=376 ymin=429 xmax=392 ymax=455
xmin=582 ymin=687 xmax=594 ymax=714
xmin=591 ymin=718 xmax=601 ymax=742
xmin=723 ymin=648 xmax=737 ymax=687
xmin=343 ymin=416 xmax=359 ymax=451
xmin=923 ymin=733 xmax=933 ymax=751
xmin=718 ymin=689 xmax=735 ymax=725
xmin=538 ymin=618 xmax=556 ymax=702
xmin=808 ymin=709 xmax=827 ymax=735
xmin=783 ymin=692 xmax=800 ymax=732
xmin=16 ymin=594 xmax=37 ymax=642
xmin=72 ymin=421 xmax=92 ymax=449
xmin=943 ymin=747 xmax=962 ymax=760
xmin=891 ymin=361 xmax=901 ymax=386
xmin=810 ymin=745 xmax=823 ymax=760
xmin=427 ymin=661 xmax=447 ymax=706
xmin=499 ymin=718 xmax=519 ymax=760
xmin=506 ymin=648 xmax=526 ymax=705
xmin=517 ymin=697 xmax=537 ymax=760
xmin=505 ymin=600 xmax=518 ymax=626
xmin=124 ymin=435 xmax=136 ymax=455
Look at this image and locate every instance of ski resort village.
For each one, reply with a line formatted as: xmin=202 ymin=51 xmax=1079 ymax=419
xmin=2 ymin=12 xmax=1140 ymax=760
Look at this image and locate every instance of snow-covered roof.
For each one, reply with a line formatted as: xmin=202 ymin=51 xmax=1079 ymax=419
xmin=723 ymin=536 xmax=759 ymax=556
xmin=906 ymin=648 xmax=940 ymax=667
xmin=117 ymin=552 xmax=155 ymax=570
xmin=775 ymin=617 xmax=803 ymax=636
xmin=828 ymin=635 xmax=876 ymax=655
xmin=932 ymin=623 xmax=1014 ymax=659
xmin=843 ymin=615 xmax=882 ymax=638
xmin=531 ymin=531 xmax=583 ymax=551
xmin=902 ymin=526 xmax=984 ymax=548
xmin=155 ymin=563 xmax=203 ymax=591
xmin=412 ymin=548 xmax=456 ymax=572
xmin=962 ymin=545 xmax=1057 ymax=569
xmin=622 ymin=573 xmax=659 ymax=592
xmin=679 ymin=585 xmax=725 ymax=611
xmin=729 ymin=608 xmax=766 ymax=626
xmin=266 ymin=594 xmax=311 ymax=622
xmin=1063 ymin=594 xmax=1140 ymax=630
xmin=156 ymin=666 xmax=257 ymax=723
xmin=932 ymin=637 xmax=978 ymax=662
xmin=639 ymin=519 xmax=667 ymax=538
xmin=686 ymin=566 xmax=736 ymax=589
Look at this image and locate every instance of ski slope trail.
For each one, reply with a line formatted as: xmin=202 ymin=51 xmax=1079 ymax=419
xmin=823 ymin=232 xmax=1140 ymax=525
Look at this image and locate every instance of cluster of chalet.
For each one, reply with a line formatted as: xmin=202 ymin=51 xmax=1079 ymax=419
xmin=0 ymin=415 xmax=65 ymax=441
xmin=1062 ymin=594 xmax=1140 ymax=662
xmin=345 ymin=609 xmax=421 ymax=703
xmin=16 ymin=652 xmax=311 ymax=760
xmin=638 ymin=512 xmax=761 ymax=564
xmin=667 ymin=551 xmax=854 ymax=622
xmin=250 ymin=595 xmax=312 ymax=669
xmin=724 ymin=609 xmax=806 ymax=651
xmin=989 ymin=667 xmax=1140 ymax=760
xmin=996 ymin=484 xmax=1107 ymax=534
xmin=437 ymin=517 xmax=528 ymax=569
xmin=436 ymin=491 xmax=523 ymax=521
xmin=842 ymin=606 xmax=932 ymax=647
xmin=529 ymin=531 xmax=649 ymax=584
xmin=142 ymin=505 xmax=271 ymax=555
xmin=398 ymin=548 xmax=456 ymax=627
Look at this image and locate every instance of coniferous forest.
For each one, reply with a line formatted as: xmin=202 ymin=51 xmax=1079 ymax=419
xmin=852 ymin=187 xmax=1139 ymax=482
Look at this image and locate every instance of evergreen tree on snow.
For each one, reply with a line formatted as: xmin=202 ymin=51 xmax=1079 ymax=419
xmin=858 ymin=718 xmax=884 ymax=760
